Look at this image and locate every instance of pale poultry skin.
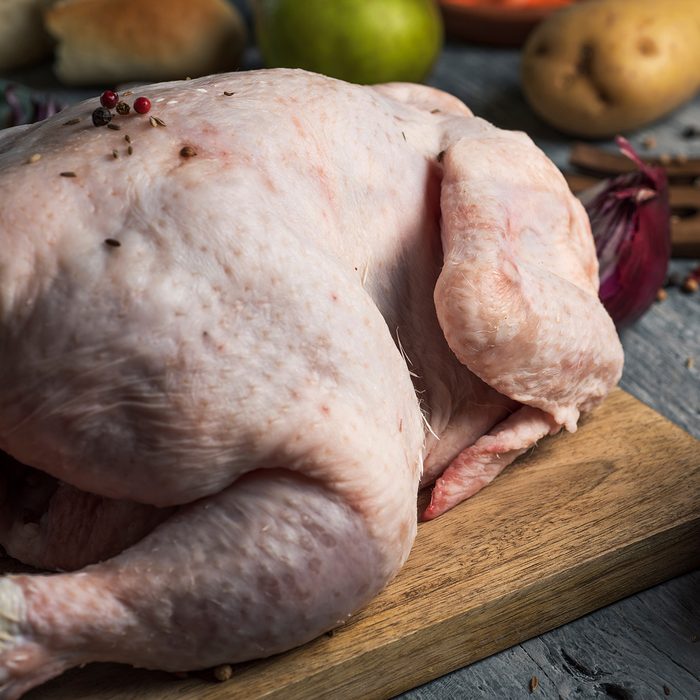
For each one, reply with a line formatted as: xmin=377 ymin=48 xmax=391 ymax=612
xmin=0 ymin=69 xmax=622 ymax=698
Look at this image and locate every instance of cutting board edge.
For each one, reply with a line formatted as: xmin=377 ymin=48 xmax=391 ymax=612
xmin=611 ymin=388 xmax=699 ymax=440
xmin=251 ymin=516 xmax=700 ymax=700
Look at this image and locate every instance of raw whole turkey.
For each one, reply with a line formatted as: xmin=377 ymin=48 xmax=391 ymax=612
xmin=0 ymin=68 xmax=623 ymax=698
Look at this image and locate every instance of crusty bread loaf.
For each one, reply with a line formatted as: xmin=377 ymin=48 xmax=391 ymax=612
xmin=44 ymin=0 xmax=247 ymax=85
xmin=0 ymin=0 xmax=54 ymax=71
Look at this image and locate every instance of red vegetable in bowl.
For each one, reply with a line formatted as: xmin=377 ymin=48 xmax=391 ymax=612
xmin=578 ymin=137 xmax=671 ymax=326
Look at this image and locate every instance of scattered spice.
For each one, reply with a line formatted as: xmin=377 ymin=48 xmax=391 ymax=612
xmin=27 ymin=153 xmax=41 ymax=164
xmin=663 ymin=685 xmax=671 ymax=696
xmin=124 ymin=134 xmax=131 ymax=144
xmin=641 ymin=135 xmax=656 ymax=150
xmin=122 ymin=90 xmax=133 ymax=97
xmin=212 ymin=664 xmax=233 ymax=682
xmin=100 ymin=90 xmax=119 ymax=109
xmin=134 ymin=96 xmax=151 ymax=114
xmin=112 ymin=149 xmax=119 ymax=159
xmin=63 ymin=117 xmax=80 ymax=126
xmin=59 ymin=171 xmax=76 ymax=177
xmin=529 ymin=675 xmax=539 ymax=693
xmin=92 ymin=107 xmax=112 ymax=127
xmin=116 ymin=101 xmax=130 ymax=115
xmin=153 ymin=116 xmax=166 ymax=127
xmin=655 ymin=288 xmax=667 ymax=302
xmin=127 ymin=145 xmax=133 ymax=156
xmin=437 ymin=150 xmax=445 ymax=162
xmin=681 ymin=125 xmax=699 ymax=139
xmin=401 ymin=131 xmax=406 ymax=141
xmin=686 ymin=357 xmax=695 ymax=369
xmin=104 ymin=238 xmax=121 ymax=247
xmin=107 ymin=123 xmax=121 ymax=131
xmin=179 ymin=145 xmax=197 ymax=158
xmin=431 ymin=108 xmax=441 ymax=114
xmin=681 ymin=276 xmax=699 ymax=293
xmin=223 ymin=91 xmax=235 ymax=96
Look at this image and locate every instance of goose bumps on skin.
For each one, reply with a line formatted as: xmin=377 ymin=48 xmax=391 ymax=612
xmin=0 ymin=69 xmax=623 ymax=698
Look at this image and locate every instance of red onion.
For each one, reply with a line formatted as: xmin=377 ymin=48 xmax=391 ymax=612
xmin=578 ymin=137 xmax=671 ymax=326
xmin=2 ymin=83 xmax=64 ymax=129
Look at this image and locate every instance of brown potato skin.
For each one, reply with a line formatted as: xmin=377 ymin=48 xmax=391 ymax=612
xmin=521 ymin=0 xmax=700 ymax=138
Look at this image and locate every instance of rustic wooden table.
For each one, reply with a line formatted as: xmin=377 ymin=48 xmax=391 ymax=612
xmin=3 ymin=14 xmax=699 ymax=700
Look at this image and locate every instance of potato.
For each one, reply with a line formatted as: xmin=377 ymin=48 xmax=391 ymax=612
xmin=521 ymin=0 xmax=700 ymax=138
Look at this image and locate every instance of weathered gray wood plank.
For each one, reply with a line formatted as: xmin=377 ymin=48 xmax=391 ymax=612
xmin=400 ymin=570 xmax=699 ymax=699
xmin=618 ymin=261 xmax=700 ymax=439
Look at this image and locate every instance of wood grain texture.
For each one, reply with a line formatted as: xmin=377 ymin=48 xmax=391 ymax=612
xmin=399 ymin=571 xmax=700 ymax=700
xmin=401 ymin=570 xmax=699 ymax=700
xmin=519 ymin=572 xmax=700 ymax=700
xmin=617 ymin=260 xmax=699 ymax=440
xmin=23 ymin=389 xmax=699 ymax=700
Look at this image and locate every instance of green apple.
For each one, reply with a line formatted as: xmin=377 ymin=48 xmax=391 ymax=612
xmin=253 ymin=0 xmax=443 ymax=84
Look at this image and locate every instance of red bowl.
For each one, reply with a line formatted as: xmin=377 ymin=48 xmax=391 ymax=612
xmin=438 ymin=1 xmax=575 ymax=47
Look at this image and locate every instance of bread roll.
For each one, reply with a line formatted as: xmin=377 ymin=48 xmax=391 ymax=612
xmin=0 ymin=0 xmax=54 ymax=71
xmin=44 ymin=0 xmax=247 ymax=85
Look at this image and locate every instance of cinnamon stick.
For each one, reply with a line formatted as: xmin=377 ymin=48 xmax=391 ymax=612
xmin=569 ymin=143 xmax=700 ymax=180
xmin=670 ymin=218 xmax=700 ymax=258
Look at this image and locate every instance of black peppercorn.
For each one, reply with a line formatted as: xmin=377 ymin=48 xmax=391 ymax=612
xmin=92 ymin=107 xmax=112 ymax=127
xmin=116 ymin=101 xmax=131 ymax=116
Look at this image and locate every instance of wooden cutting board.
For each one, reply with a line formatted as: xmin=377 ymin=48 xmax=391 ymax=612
xmin=17 ymin=389 xmax=700 ymax=699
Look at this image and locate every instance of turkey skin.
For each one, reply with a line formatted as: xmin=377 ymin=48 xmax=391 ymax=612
xmin=0 ymin=69 xmax=622 ymax=698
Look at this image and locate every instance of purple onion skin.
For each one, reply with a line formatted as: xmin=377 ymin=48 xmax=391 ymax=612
xmin=579 ymin=137 xmax=671 ymax=327
xmin=3 ymin=84 xmax=64 ymax=128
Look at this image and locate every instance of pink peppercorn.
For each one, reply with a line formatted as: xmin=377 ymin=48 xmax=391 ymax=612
xmin=100 ymin=90 xmax=119 ymax=109
xmin=133 ymin=97 xmax=151 ymax=114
